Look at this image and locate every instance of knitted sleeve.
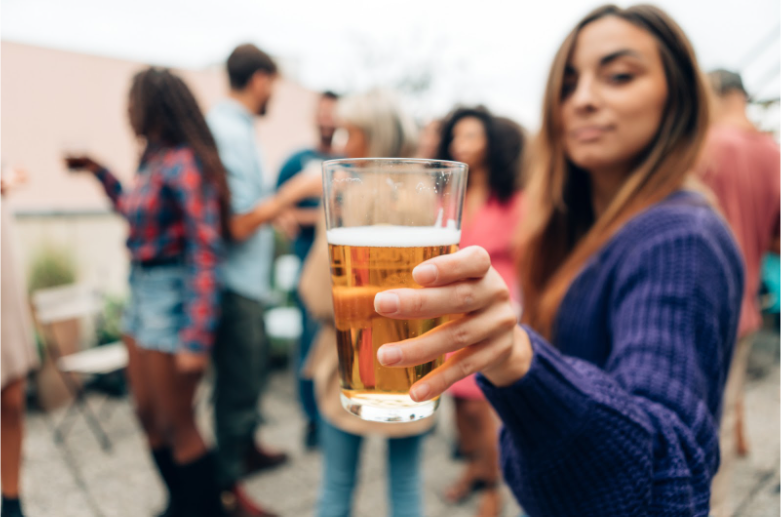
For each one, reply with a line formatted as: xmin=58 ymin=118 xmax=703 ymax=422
xmin=479 ymin=222 xmax=743 ymax=516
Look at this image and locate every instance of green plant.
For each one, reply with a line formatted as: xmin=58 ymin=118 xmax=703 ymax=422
xmin=96 ymin=295 xmax=126 ymax=345
xmin=273 ymin=227 xmax=292 ymax=259
xmin=27 ymin=246 xmax=76 ymax=293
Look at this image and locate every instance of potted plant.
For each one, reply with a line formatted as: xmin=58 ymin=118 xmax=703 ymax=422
xmin=28 ymin=246 xmax=80 ymax=411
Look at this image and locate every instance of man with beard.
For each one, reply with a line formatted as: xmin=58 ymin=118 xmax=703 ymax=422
xmin=207 ymin=43 xmax=301 ymax=517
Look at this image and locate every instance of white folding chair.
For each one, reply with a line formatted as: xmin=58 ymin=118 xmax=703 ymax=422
xmin=32 ymin=284 xmax=128 ymax=451
xmin=274 ymin=254 xmax=303 ymax=303
xmin=264 ymin=254 xmax=303 ymax=350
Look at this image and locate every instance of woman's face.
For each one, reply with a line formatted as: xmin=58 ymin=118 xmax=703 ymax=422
xmin=560 ymin=16 xmax=668 ymax=175
xmin=449 ymin=117 xmax=488 ymax=169
xmin=343 ymin=123 xmax=368 ymax=159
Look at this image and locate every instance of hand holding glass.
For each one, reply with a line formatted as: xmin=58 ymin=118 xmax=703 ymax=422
xmin=322 ymin=158 xmax=467 ymax=422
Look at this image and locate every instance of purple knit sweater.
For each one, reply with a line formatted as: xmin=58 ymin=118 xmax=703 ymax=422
xmin=478 ymin=191 xmax=744 ymax=516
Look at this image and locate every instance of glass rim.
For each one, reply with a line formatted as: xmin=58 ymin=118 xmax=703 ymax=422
xmin=323 ymin=157 xmax=467 ymax=169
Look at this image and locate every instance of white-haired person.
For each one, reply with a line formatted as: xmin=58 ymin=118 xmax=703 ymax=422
xmin=297 ymin=90 xmax=432 ymax=517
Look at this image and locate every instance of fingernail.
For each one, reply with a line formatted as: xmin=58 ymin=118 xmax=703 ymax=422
xmin=410 ymin=383 xmax=431 ymax=402
xmin=378 ymin=346 xmax=402 ymax=366
xmin=374 ymin=292 xmax=400 ymax=314
xmin=412 ymin=264 xmax=438 ymax=285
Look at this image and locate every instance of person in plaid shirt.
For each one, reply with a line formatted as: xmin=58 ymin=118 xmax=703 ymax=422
xmin=68 ymin=67 xmax=232 ymax=517
xmin=91 ymin=146 xmax=223 ymax=356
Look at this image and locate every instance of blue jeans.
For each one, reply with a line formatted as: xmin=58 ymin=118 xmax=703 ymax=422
xmin=294 ymin=294 xmax=320 ymax=423
xmin=318 ymin=419 xmax=423 ymax=517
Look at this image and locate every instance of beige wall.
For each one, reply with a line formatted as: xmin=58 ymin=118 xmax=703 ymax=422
xmin=2 ymin=41 xmax=320 ymax=294
xmin=14 ymin=214 xmax=130 ymax=297
xmin=1 ymin=41 xmax=319 ymax=211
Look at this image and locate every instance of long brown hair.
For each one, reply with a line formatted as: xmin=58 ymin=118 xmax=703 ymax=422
xmin=520 ymin=4 xmax=711 ymax=339
xmin=129 ymin=67 xmax=232 ymax=238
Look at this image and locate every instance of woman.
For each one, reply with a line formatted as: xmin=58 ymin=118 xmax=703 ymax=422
xmin=298 ymin=89 xmax=432 ymax=517
xmin=435 ymin=107 xmax=525 ymax=515
xmin=1 ymin=168 xmax=40 ymax=517
xmin=68 ymin=68 xmax=230 ymax=517
xmin=372 ymin=6 xmax=744 ymax=516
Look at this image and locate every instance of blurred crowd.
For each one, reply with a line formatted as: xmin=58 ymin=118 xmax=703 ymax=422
xmin=1 ymin=3 xmax=779 ymax=517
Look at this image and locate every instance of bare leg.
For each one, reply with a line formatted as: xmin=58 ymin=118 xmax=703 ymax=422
xmin=147 ymin=352 xmax=226 ymax=516
xmin=446 ymin=399 xmax=492 ymax=504
xmin=473 ymin=401 xmax=502 ymax=517
xmin=1 ymin=378 xmax=26 ymax=499
xmin=147 ymin=351 xmax=205 ymax=464
xmin=123 ymin=335 xmax=165 ymax=449
xmin=125 ymin=337 xmax=184 ymax=514
xmin=736 ymin=396 xmax=750 ymax=456
xmin=454 ymin=397 xmax=478 ymax=458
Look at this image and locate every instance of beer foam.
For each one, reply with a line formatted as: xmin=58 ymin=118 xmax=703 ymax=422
xmin=327 ymin=225 xmax=461 ymax=247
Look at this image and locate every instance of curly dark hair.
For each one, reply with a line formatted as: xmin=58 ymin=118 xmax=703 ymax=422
xmin=436 ymin=106 xmax=525 ymax=203
xmin=128 ymin=67 xmax=232 ymax=238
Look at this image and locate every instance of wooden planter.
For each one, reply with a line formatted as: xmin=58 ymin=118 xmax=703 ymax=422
xmin=34 ymin=317 xmax=82 ymax=411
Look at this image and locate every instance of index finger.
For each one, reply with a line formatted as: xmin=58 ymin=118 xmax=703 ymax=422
xmin=411 ymin=246 xmax=491 ymax=287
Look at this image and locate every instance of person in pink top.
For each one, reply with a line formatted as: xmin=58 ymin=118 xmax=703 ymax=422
xmin=699 ymin=69 xmax=781 ymax=517
xmin=436 ymin=107 xmax=526 ymax=516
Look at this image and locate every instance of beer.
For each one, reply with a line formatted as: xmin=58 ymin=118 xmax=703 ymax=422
xmin=327 ymin=225 xmax=460 ymax=422
xmin=322 ymin=157 xmax=468 ymax=422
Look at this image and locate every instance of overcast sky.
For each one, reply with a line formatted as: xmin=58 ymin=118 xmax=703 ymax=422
xmin=3 ymin=0 xmax=779 ymax=127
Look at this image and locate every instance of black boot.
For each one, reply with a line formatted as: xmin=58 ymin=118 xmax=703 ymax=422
xmin=177 ymin=452 xmax=225 ymax=517
xmin=151 ymin=447 xmax=180 ymax=517
xmin=1 ymin=496 xmax=25 ymax=517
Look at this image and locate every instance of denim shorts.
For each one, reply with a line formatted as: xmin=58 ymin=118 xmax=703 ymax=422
xmin=122 ymin=264 xmax=186 ymax=354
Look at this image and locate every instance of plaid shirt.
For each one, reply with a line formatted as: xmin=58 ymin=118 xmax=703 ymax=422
xmin=95 ymin=146 xmax=223 ymax=354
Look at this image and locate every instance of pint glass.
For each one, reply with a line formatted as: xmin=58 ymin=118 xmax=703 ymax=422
xmin=322 ymin=158 xmax=468 ymax=422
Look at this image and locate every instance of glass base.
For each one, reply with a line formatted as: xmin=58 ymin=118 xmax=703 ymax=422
xmin=340 ymin=392 xmax=439 ymax=423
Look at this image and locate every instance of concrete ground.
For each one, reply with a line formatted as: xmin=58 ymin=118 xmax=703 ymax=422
xmin=19 ymin=330 xmax=780 ymax=517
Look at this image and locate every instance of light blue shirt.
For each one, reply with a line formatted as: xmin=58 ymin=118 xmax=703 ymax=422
xmin=207 ymin=99 xmax=274 ymax=303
